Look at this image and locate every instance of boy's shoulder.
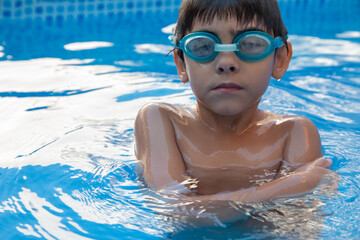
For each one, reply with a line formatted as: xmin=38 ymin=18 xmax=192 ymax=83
xmin=259 ymin=110 xmax=319 ymax=135
xmin=261 ymin=111 xmax=315 ymax=124
xmin=136 ymin=102 xmax=190 ymax=124
xmin=137 ymin=102 xmax=186 ymax=116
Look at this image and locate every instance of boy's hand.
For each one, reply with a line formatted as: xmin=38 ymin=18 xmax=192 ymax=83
xmin=294 ymin=158 xmax=332 ymax=173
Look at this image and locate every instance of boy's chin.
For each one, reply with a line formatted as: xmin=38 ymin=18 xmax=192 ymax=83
xmin=197 ymin=99 xmax=257 ymax=117
xmin=210 ymin=105 xmax=247 ymax=116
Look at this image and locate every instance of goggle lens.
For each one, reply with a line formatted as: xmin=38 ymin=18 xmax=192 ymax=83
xmin=238 ymin=35 xmax=269 ymax=54
xmin=186 ymin=37 xmax=215 ymax=58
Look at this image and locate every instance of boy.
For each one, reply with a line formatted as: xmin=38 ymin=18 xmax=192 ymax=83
xmin=134 ymin=0 xmax=332 ymax=203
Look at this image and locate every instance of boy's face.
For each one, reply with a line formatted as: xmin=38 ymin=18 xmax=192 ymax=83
xmin=175 ymin=16 xmax=283 ymax=116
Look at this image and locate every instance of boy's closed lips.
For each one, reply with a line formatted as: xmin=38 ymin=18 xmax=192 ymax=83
xmin=212 ymin=82 xmax=244 ymax=93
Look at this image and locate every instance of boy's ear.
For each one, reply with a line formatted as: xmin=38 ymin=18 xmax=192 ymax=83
xmin=272 ymin=41 xmax=293 ymax=80
xmin=174 ymin=50 xmax=189 ymax=84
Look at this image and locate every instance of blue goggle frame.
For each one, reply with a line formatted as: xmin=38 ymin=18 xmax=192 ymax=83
xmin=176 ymin=31 xmax=285 ymax=62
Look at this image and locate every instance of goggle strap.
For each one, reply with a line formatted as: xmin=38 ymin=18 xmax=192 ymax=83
xmin=214 ymin=44 xmax=238 ymax=52
xmin=274 ymin=36 xmax=285 ymax=48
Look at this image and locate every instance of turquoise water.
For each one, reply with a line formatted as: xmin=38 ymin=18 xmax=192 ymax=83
xmin=0 ymin=0 xmax=359 ymax=239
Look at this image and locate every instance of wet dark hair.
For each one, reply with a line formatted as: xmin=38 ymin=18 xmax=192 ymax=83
xmin=173 ymin=0 xmax=288 ymax=60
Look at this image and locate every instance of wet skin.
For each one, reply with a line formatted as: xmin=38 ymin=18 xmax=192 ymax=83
xmin=135 ymin=103 xmax=326 ymax=197
xmin=134 ymin=17 xmax=332 ymax=201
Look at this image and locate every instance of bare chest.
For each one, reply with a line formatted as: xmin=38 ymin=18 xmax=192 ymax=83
xmin=174 ymin=124 xmax=287 ymax=194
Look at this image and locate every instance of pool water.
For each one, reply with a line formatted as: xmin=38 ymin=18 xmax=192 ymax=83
xmin=0 ymin=0 xmax=360 ymax=239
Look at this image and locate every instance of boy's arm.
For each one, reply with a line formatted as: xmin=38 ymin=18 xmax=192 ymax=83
xmin=134 ymin=103 xmax=188 ymax=190
xmin=281 ymin=116 xmax=324 ymax=171
xmin=200 ymin=157 xmax=332 ymax=202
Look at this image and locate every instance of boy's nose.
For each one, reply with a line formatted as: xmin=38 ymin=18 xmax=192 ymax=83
xmin=215 ymin=53 xmax=240 ymax=74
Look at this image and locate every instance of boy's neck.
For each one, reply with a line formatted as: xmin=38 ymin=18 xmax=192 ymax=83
xmin=194 ymin=101 xmax=261 ymax=134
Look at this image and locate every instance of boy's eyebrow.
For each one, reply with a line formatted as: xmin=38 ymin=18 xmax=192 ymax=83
xmin=196 ymin=29 xmax=218 ymax=36
xmin=231 ymin=28 xmax=266 ymax=36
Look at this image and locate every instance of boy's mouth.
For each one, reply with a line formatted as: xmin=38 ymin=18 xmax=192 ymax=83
xmin=212 ymin=83 xmax=243 ymax=92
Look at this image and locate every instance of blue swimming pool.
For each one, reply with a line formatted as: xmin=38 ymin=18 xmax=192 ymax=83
xmin=0 ymin=0 xmax=359 ymax=239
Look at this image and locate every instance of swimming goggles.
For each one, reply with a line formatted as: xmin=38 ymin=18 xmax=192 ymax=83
xmin=176 ymin=31 xmax=285 ymax=62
